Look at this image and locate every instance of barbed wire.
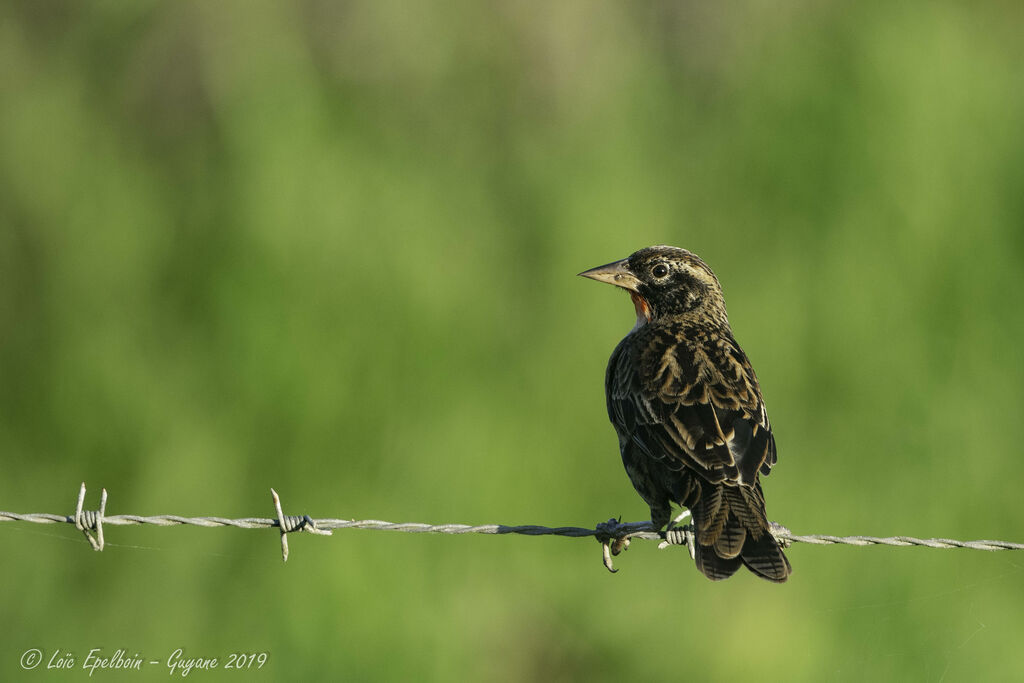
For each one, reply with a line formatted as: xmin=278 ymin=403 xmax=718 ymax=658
xmin=1 ymin=483 xmax=1022 ymax=571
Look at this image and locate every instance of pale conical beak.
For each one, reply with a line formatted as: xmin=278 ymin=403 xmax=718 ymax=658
xmin=578 ymin=258 xmax=642 ymax=292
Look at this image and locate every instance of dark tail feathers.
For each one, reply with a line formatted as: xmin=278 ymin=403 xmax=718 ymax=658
xmin=690 ymin=481 xmax=791 ymax=583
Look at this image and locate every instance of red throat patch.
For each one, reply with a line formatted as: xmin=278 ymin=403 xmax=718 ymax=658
xmin=630 ymin=291 xmax=652 ymax=326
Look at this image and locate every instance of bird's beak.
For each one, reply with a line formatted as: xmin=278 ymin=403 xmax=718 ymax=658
xmin=578 ymin=258 xmax=641 ymax=293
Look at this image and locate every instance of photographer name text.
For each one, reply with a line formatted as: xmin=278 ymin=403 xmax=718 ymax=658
xmin=20 ymin=647 xmax=268 ymax=676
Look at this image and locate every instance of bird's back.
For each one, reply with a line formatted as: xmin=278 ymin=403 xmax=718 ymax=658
xmin=605 ymin=320 xmax=791 ymax=582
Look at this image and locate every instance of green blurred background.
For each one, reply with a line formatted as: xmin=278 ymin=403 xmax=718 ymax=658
xmin=2 ymin=1 xmax=1023 ymax=681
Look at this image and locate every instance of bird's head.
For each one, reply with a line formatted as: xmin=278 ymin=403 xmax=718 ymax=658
xmin=579 ymin=245 xmax=727 ymax=327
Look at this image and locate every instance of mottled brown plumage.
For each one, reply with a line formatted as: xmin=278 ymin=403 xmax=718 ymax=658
xmin=581 ymin=245 xmax=791 ymax=582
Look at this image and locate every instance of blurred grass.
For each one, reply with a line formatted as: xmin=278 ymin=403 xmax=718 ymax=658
xmin=2 ymin=1 xmax=1024 ymax=681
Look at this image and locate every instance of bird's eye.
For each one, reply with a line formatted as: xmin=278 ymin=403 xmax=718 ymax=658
xmin=652 ymin=264 xmax=669 ymax=278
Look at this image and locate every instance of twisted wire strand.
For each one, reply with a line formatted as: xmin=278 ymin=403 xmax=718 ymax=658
xmin=2 ymin=510 xmax=1022 ymax=551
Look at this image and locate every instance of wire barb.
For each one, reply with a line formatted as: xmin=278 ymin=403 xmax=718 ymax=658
xmin=2 ymin=484 xmax=1023 ymax=570
xmin=271 ymin=488 xmax=332 ymax=562
xmin=74 ymin=482 xmax=106 ymax=551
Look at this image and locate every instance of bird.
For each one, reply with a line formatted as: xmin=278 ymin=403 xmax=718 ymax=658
xmin=580 ymin=245 xmax=791 ymax=582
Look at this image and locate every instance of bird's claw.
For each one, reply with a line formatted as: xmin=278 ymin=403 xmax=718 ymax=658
xmin=601 ymin=540 xmax=617 ymax=573
xmin=658 ymin=524 xmax=697 ymax=560
xmin=769 ymin=521 xmax=792 ymax=548
xmin=596 ymin=517 xmax=631 ymax=573
xmin=600 ymin=536 xmax=630 ymax=573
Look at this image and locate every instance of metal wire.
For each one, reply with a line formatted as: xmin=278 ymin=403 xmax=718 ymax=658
xmin=1 ymin=483 xmax=1022 ymax=567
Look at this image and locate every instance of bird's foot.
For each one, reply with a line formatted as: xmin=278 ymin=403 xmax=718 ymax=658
xmin=664 ymin=509 xmax=691 ymax=532
xmin=658 ymin=516 xmax=697 ymax=560
xmin=595 ymin=517 xmax=631 ymax=573
xmin=768 ymin=520 xmax=793 ymax=548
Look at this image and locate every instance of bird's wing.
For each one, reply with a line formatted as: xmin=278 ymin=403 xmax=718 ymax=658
xmin=608 ymin=329 xmax=776 ymax=486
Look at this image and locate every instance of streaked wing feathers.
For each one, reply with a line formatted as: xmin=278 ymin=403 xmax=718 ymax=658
xmin=607 ymin=326 xmax=776 ymax=487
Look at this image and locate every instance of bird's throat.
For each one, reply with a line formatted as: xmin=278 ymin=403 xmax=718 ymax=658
xmin=630 ymin=291 xmax=652 ymax=330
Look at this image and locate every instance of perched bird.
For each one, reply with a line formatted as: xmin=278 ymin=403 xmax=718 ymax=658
xmin=580 ymin=246 xmax=791 ymax=582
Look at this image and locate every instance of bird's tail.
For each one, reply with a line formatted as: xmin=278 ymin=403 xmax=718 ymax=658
xmin=690 ymin=480 xmax=791 ymax=583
